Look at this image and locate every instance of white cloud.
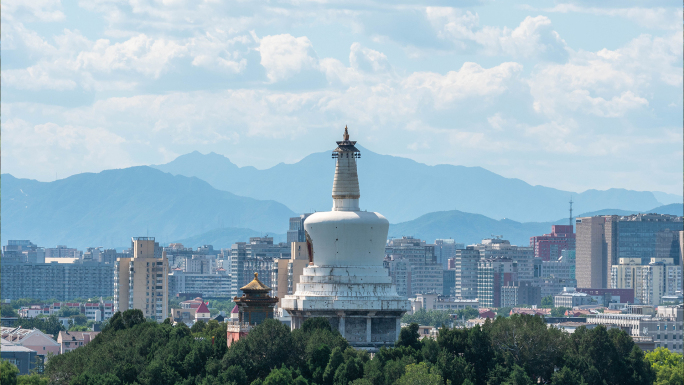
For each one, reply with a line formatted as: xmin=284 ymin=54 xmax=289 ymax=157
xmin=403 ymin=62 xmax=523 ymax=108
xmin=529 ymin=33 xmax=681 ymax=118
xmin=1 ymin=0 xmax=65 ymax=22
xmin=76 ymin=35 xmax=187 ymax=78
xmin=427 ymin=8 xmax=568 ymax=60
xmin=258 ymin=34 xmax=319 ymax=82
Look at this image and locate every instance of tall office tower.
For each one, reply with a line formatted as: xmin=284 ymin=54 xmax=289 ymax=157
xmin=617 ymin=214 xmax=683 ymax=265
xmin=530 ymin=225 xmax=576 ymax=261
xmin=434 ymin=239 xmax=463 ymax=269
xmin=452 ymin=247 xmax=481 ymax=299
xmin=287 ymin=214 xmax=312 ymax=244
xmin=477 ymin=257 xmax=518 ymax=308
xmin=575 ymin=216 xmax=617 ymax=288
xmin=114 ymin=237 xmax=169 ymax=322
xmin=282 ymin=127 xmax=410 ymax=351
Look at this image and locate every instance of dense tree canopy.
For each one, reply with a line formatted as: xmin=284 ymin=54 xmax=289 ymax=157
xmin=36 ymin=311 xmax=657 ymax=385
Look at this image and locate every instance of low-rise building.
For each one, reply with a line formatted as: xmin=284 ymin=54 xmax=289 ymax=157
xmin=0 ymin=339 xmax=39 ymax=375
xmin=57 ymin=331 xmax=100 ymax=354
xmin=1 ymin=326 xmax=60 ymax=360
xmin=554 ymin=288 xmax=595 ymax=308
xmin=410 ymin=293 xmax=478 ymax=314
xmin=586 ymin=306 xmax=683 ymax=353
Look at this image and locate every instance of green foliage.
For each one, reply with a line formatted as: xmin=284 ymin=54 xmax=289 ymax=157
xmin=57 ymin=307 xmax=81 ymax=317
xmin=43 ymin=313 xmax=656 ymax=385
xmin=645 ymin=347 xmax=684 ymax=385
xmin=1 ymin=360 xmax=20 ymax=385
xmin=396 ymin=362 xmax=442 ymax=385
xmin=541 ymin=296 xmax=553 ymax=308
xmin=550 ymin=307 xmax=568 ymax=317
xmin=486 ymin=314 xmax=566 ymax=381
xmin=396 ymin=324 xmax=421 ymax=350
xmin=16 ymin=374 xmax=50 ymax=385
xmin=401 ymin=310 xmax=452 ymax=327
xmin=2 ymin=304 xmax=20 ymax=317
xmin=14 ymin=315 xmax=65 ymax=336
xmin=495 ymin=307 xmax=512 ymax=317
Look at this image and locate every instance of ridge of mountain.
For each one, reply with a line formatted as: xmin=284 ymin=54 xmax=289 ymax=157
xmin=152 ymin=149 xmax=673 ymax=223
xmin=1 ymin=167 xmax=295 ymax=249
xmin=387 ymin=203 xmax=684 ymax=247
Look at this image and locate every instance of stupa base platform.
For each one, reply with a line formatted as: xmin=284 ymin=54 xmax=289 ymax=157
xmin=286 ymin=308 xmax=406 ymax=350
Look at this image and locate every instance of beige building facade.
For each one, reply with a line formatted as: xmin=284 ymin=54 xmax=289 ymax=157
xmin=114 ymin=237 xmax=169 ymax=322
xmin=273 ymin=241 xmax=310 ymax=307
xmin=576 ymin=216 xmax=617 ymax=288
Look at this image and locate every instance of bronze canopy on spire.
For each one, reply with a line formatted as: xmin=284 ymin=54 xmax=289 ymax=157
xmin=333 ymin=125 xmax=360 ymax=158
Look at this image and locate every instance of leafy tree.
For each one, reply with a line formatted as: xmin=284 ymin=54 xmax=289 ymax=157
xmin=550 ymin=367 xmax=586 ymax=385
xmin=396 ymin=362 xmax=442 ymax=385
xmin=486 ymin=314 xmax=566 ymax=382
xmin=322 ymin=347 xmax=344 ymax=385
xmin=15 ymin=315 xmax=65 ymax=336
xmin=16 ymin=374 xmax=50 ymax=385
xmin=495 ymin=307 xmax=512 ymax=317
xmin=57 ymin=307 xmax=81 ymax=318
xmin=541 ymin=296 xmax=554 ymax=308
xmin=2 ymin=304 xmax=20 ymax=317
xmin=71 ymin=314 xmax=88 ymax=327
xmin=1 ymin=360 xmax=20 ymax=385
xmin=396 ymin=323 xmax=421 ymax=350
xmin=550 ymin=307 xmax=568 ymax=317
xmin=502 ymin=365 xmax=533 ymax=385
xmin=560 ymin=325 xmax=655 ymax=385
xmin=401 ymin=310 xmax=452 ymax=327
xmin=645 ymin=347 xmax=683 ymax=385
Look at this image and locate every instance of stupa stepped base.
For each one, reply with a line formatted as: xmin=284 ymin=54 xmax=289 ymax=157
xmin=285 ymin=308 xmax=407 ymax=350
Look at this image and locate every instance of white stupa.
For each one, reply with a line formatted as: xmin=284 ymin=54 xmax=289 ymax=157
xmin=281 ymin=127 xmax=410 ymax=349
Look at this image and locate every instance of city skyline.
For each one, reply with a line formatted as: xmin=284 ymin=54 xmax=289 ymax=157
xmin=2 ymin=1 xmax=682 ymax=195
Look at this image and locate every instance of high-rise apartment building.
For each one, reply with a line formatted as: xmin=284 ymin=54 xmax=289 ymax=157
xmin=1 ymin=260 xmax=114 ymax=300
xmin=451 ymin=247 xmax=480 ymax=300
xmin=114 ymin=237 xmax=169 ymax=322
xmin=477 ymin=258 xmax=518 ymax=308
xmin=612 ymin=257 xmax=682 ymax=306
xmin=229 ymin=237 xmax=290 ymax=297
xmin=530 ymin=225 xmax=576 ymax=261
xmin=286 ymin=214 xmax=312 ymax=244
xmin=385 ymin=237 xmax=442 ymax=297
xmin=474 ymin=238 xmax=535 ymax=280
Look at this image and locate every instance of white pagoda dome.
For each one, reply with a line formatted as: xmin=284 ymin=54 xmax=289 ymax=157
xmin=281 ymin=127 xmax=410 ymax=350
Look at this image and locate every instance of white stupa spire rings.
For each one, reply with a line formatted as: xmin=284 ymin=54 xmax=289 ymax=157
xmin=331 ymin=125 xmax=361 ymax=211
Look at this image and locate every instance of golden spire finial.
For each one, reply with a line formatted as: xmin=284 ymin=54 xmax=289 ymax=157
xmin=343 ymin=125 xmax=349 ymax=141
xmin=254 ymin=272 xmax=258 ymax=280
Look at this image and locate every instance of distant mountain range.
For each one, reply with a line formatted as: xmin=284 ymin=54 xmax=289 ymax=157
xmin=153 ymin=148 xmax=680 ymax=223
xmin=3 ymin=147 xmax=681 ymax=251
xmin=1 ymin=167 xmax=295 ymax=250
xmin=388 ymin=204 xmax=683 ymax=247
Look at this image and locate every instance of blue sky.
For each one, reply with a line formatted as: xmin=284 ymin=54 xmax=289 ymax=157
xmin=2 ymin=0 xmax=682 ymax=196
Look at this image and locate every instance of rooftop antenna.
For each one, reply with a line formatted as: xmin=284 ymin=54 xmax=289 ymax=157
xmin=569 ymin=197 xmax=573 ymax=227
